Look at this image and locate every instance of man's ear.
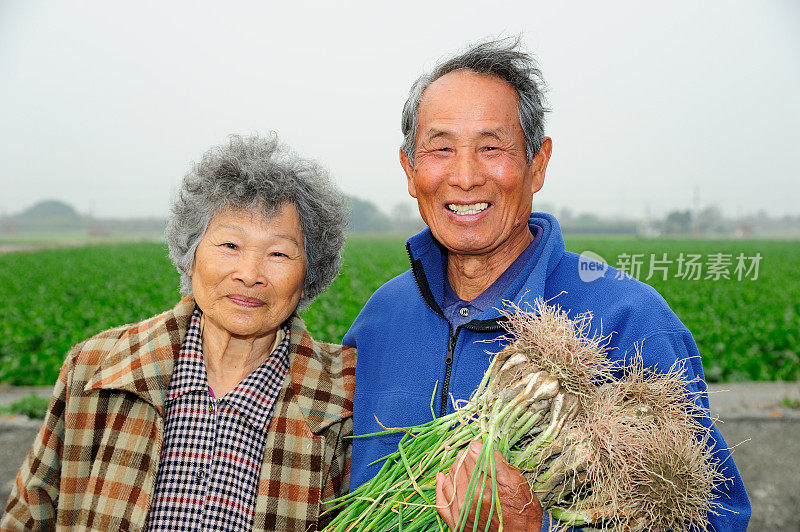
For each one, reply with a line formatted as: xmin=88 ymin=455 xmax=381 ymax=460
xmin=529 ymin=137 xmax=552 ymax=194
xmin=400 ymin=149 xmax=418 ymax=198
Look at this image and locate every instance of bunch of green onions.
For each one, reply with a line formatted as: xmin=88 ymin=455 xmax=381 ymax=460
xmin=323 ymin=300 xmax=725 ymax=531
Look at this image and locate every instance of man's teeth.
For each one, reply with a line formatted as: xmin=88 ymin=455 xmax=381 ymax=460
xmin=447 ymin=202 xmax=489 ymax=215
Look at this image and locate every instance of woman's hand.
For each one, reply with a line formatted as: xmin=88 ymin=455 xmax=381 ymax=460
xmin=436 ymin=439 xmax=543 ymax=531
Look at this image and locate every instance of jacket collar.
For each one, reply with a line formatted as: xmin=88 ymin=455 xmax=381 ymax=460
xmin=84 ymin=297 xmax=195 ymax=416
xmin=285 ymin=314 xmax=354 ymax=434
xmin=84 ymin=298 xmax=352 ymax=433
xmin=405 ymin=212 xmax=565 ymax=321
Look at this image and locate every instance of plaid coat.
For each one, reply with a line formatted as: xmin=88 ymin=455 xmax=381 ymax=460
xmin=2 ymin=297 xmax=356 ymax=532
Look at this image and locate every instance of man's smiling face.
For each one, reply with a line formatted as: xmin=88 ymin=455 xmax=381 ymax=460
xmin=401 ymin=69 xmax=549 ymax=259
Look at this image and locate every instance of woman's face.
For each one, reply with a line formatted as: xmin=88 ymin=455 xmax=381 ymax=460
xmin=190 ymin=204 xmax=306 ymax=340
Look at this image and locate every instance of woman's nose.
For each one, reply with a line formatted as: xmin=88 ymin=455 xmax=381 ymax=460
xmin=233 ymin=255 xmax=266 ymax=286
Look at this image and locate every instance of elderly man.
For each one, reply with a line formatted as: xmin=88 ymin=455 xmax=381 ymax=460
xmin=343 ymin=40 xmax=750 ymax=530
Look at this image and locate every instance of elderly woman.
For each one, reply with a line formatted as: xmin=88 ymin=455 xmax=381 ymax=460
xmin=2 ymin=134 xmax=354 ymax=532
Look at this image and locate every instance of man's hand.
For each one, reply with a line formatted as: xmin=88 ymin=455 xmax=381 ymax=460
xmin=436 ymin=439 xmax=543 ymax=531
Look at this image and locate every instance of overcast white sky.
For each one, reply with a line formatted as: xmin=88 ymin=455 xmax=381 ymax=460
xmin=1 ymin=1 xmax=798 ymax=220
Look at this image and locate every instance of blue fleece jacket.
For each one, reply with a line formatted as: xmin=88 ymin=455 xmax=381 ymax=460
xmin=343 ymin=213 xmax=750 ymax=530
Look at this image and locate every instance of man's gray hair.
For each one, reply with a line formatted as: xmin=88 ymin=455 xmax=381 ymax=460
xmin=400 ymin=37 xmax=549 ymax=166
xmin=165 ymin=133 xmax=348 ymax=311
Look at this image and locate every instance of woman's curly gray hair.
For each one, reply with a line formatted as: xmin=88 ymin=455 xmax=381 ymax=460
xmin=166 ymin=133 xmax=348 ymax=311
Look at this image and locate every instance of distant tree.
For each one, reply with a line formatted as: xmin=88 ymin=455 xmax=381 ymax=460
xmin=389 ymin=202 xmax=426 ymax=235
xmin=697 ymin=205 xmax=727 ymax=234
xmin=8 ymin=200 xmax=84 ymax=231
xmin=390 ymin=203 xmax=414 ymax=224
xmin=533 ymin=201 xmax=556 ymax=214
xmin=661 ymin=209 xmax=693 ymax=234
xmin=575 ymin=212 xmax=600 ymax=224
xmin=346 ymin=196 xmax=391 ymax=233
xmin=18 ymin=200 xmax=79 ymax=220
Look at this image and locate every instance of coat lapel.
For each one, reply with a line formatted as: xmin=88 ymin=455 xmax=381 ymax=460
xmin=79 ymin=303 xmax=351 ymax=531
xmin=253 ymin=315 xmax=355 ymax=531
xmin=286 ymin=315 xmax=354 ymax=434
xmin=83 ymin=297 xmax=195 ymax=415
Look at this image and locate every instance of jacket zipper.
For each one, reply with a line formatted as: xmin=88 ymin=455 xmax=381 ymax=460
xmin=406 ymin=242 xmax=511 ymax=418
xmin=441 ymin=327 xmax=460 ymax=417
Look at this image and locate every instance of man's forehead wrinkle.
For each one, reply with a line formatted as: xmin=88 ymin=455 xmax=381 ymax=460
xmin=426 ymin=129 xmax=451 ymax=141
xmin=421 ymin=126 xmax=509 ymax=142
xmin=478 ymin=129 xmax=505 ymax=140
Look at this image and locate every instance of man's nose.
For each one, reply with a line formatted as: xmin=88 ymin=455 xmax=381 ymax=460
xmin=447 ymin=151 xmax=486 ymax=190
xmin=233 ymin=254 xmax=266 ymax=286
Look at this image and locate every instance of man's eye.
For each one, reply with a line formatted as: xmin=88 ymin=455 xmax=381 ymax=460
xmin=271 ymin=251 xmax=288 ymax=258
xmin=222 ymin=242 xmax=238 ymax=250
xmin=483 ymin=146 xmax=498 ymax=151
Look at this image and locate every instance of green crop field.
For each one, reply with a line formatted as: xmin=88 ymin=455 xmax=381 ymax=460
xmin=563 ymin=236 xmax=799 ymax=382
xmin=0 ymin=236 xmax=798 ymax=385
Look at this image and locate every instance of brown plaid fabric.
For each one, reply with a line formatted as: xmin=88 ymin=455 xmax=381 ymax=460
xmin=1 ymin=297 xmax=356 ymax=532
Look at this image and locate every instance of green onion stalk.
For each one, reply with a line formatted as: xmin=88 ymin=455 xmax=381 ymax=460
xmin=322 ymin=299 xmax=726 ymax=532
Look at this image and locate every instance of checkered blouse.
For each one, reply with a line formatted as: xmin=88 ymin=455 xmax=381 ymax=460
xmin=146 ymin=307 xmax=290 ymax=531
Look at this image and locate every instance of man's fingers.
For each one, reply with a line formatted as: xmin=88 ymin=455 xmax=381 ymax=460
xmin=439 ymin=441 xmax=530 ymax=530
xmin=492 ymin=450 xmax=536 ymax=502
xmin=492 ymin=450 xmax=524 ymax=486
xmin=436 ymin=471 xmax=457 ymax=529
xmin=453 ymin=441 xmax=479 ymax=478
xmin=437 ymin=441 xmax=543 ymax=531
xmin=453 ymin=440 xmax=484 ymax=492
xmin=468 ymin=439 xmax=482 ymax=452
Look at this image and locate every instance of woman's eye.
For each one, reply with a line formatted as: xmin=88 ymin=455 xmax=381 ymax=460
xmin=271 ymin=251 xmax=288 ymax=258
xmin=222 ymin=242 xmax=238 ymax=250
